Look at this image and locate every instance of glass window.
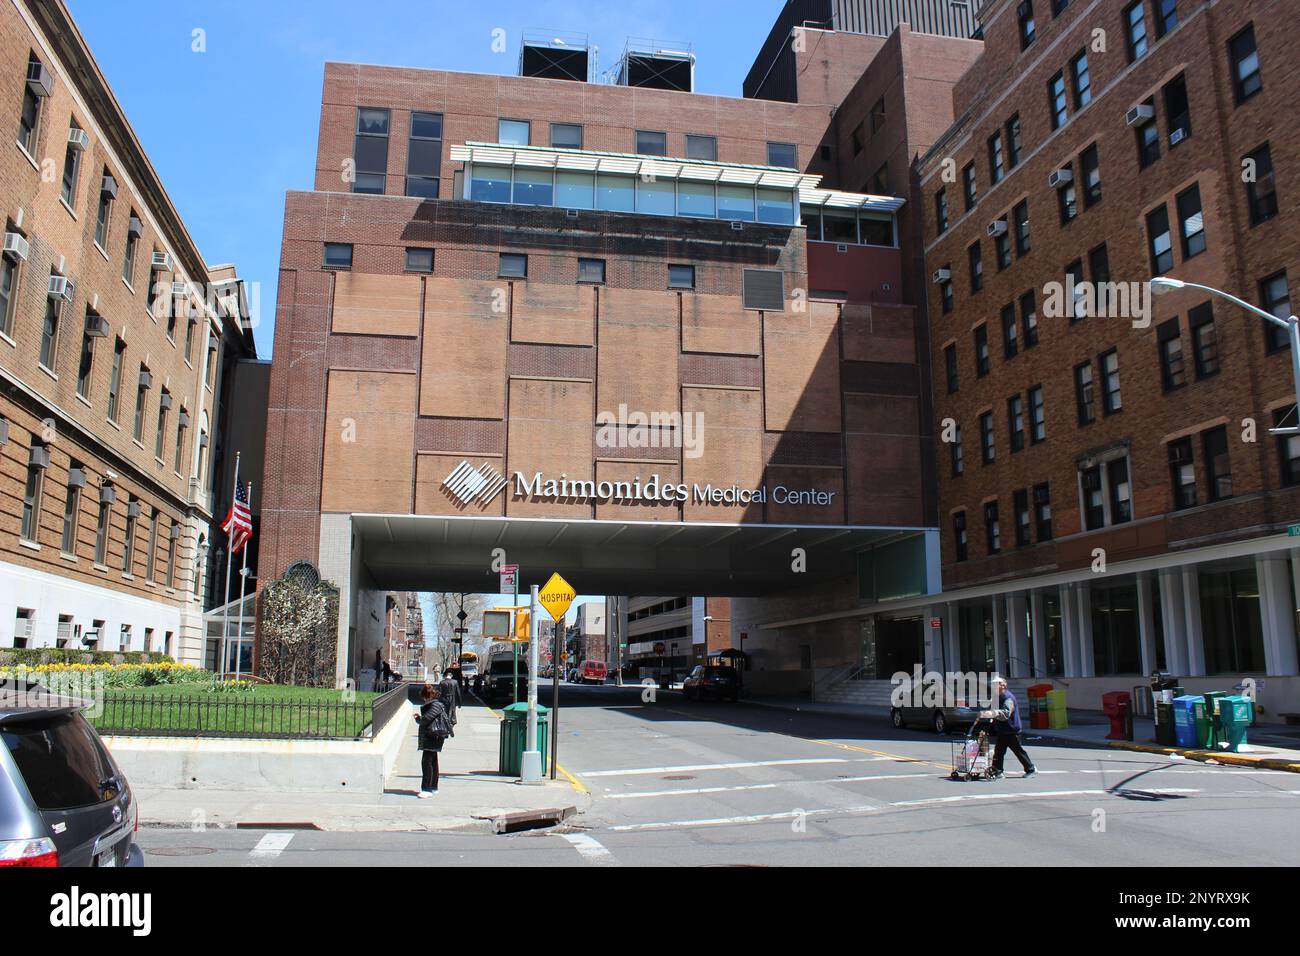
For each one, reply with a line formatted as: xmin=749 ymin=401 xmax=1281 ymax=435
xmin=1008 ymin=394 xmax=1025 ymax=452
xmin=550 ymin=123 xmax=582 ymax=149
xmin=984 ymin=501 xmax=1001 ymax=554
xmin=555 ymin=171 xmax=595 ymax=209
xmin=1075 ymin=361 xmax=1095 ymax=424
xmin=1169 ymin=438 xmax=1196 ymax=508
xmin=677 ymin=182 xmax=715 ymax=219
xmin=635 ymin=130 xmax=667 ymax=156
xmin=498 ymin=119 xmax=530 ymax=146
xmin=93 ymin=497 xmax=109 ymax=564
xmin=1200 ymin=568 xmax=1267 ymax=675
xmin=21 ymin=448 xmax=43 ymax=542
xmin=1048 ymin=72 xmax=1068 ymax=130
xmin=963 ymin=163 xmax=978 ymax=210
xmin=1203 ymin=426 xmax=1232 ymax=501
xmin=1018 ymin=1 xmax=1037 ymax=49
xmin=822 ymin=210 xmax=857 ymax=244
xmin=951 ymin=424 xmax=964 ymax=477
xmin=1014 ymin=489 xmax=1030 ymax=547
xmin=1189 ymin=302 xmax=1218 ymax=378
xmin=685 ymin=135 xmax=716 ymax=161
xmin=1155 ymin=0 xmax=1178 ymax=37
xmin=936 ymin=190 xmax=949 ymax=234
xmin=767 ymin=142 xmax=796 ymax=169
xmin=953 ymin=511 xmax=968 ymax=561
xmin=1261 ymin=271 xmax=1291 ymax=353
xmin=1 ymin=712 xmax=117 ymax=810
xmin=323 ymin=243 xmax=353 ymax=269
xmin=77 ymin=324 xmax=93 ymax=397
xmin=718 ymin=185 xmax=755 ymax=222
xmin=1157 ymin=318 xmax=1186 ymax=390
xmin=1002 ymin=303 xmax=1018 ymax=358
xmin=61 ymin=465 xmax=80 ymax=554
xmin=353 ymin=108 xmax=389 ymax=194
xmin=668 ymin=264 xmax=695 ymax=290
xmin=634 ymin=177 xmax=673 ymax=216
xmin=595 ymin=174 xmax=634 ymax=212
xmin=512 ymin=167 xmax=553 ymax=206
xmin=996 ymin=230 xmax=1011 ymax=271
xmin=975 ymin=325 xmax=990 ymax=376
xmin=107 ymin=339 xmax=124 ymax=422
xmin=1071 ymin=52 xmax=1091 ymax=109
xmin=122 ymin=499 xmax=136 ymax=572
xmin=404 ymin=248 xmax=433 ymax=273
xmin=1029 ymin=385 xmax=1046 ymax=442
xmin=1034 ymin=483 xmax=1052 ymax=540
xmin=1177 ymin=184 xmax=1205 ymax=258
xmin=1081 ymin=465 xmax=1105 ymax=530
xmin=499 ymin=253 xmax=526 ymax=278
xmin=756 ymin=189 xmax=794 ymax=225
xmin=1006 ymin=115 xmax=1022 ymax=168
xmin=470 ymin=166 xmax=511 ymax=203
xmin=0 ymin=254 xmax=18 ymax=339
xmin=1245 ymin=144 xmax=1277 ymax=225
xmin=1229 ymin=25 xmax=1262 ymax=103
xmin=61 ymin=125 xmax=82 ymax=207
xmin=988 ymin=133 xmax=1005 ymax=185
xmin=1163 ymin=74 xmax=1191 ymax=149
xmin=1136 ymin=102 xmax=1160 ymax=168
xmin=1080 ymin=144 xmax=1102 ymax=207
xmin=1274 ymin=405 xmax=1300 ymax=486
xmin=1147 ymin=205 xmax=1173 ymax=275
xmin=1021 ymin=291 xmax=1039 ymax=347
xmin=1124 ymin=2 xmax=1148 ymax=62
xmin=1100 ymin=349 xmax=1122 ymax=414
xmin=18 ymin=66 xmax=41 ymax=155
xmin=577 ymin=258 xmax=605 ymax=284
xmin=945 ymin=344 xmax=958 ymax=393
xmin=980 ymin=411 xmax=995 ymax=463
xmin=39 ymin=294 xmax=59 ymax=370
xmin=969 ymin=242 xmax=983 ymax=293
xmin=859 ymin=213 xmax=893 ymax=246
xmin=405 ymin=111 xmax=442 ymax=198
xmin=94 ymin=184 xmax=112 ymax=248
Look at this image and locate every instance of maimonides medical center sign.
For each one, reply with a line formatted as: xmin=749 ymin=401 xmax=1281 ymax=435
xmin=514 ymin=471 xmax=836 ymax=508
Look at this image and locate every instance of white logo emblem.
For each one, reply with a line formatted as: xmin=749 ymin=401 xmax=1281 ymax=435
xmin=442 ymin=460 xmax=507 ymax=508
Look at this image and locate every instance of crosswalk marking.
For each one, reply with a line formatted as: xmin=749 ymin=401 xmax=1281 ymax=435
xmin=575 ymin=757 xmax=886 ymax=778
xmin=558 ymin=832 xmax=617 ymax=866
xmin=245 ymin=832 xmax=294 ymax=866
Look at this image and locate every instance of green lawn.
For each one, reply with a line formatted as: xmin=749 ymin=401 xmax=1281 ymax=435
xmin=90 ymin=683 xmax=384 ymax=738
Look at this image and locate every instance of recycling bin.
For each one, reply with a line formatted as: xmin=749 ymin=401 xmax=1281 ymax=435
xmin=1155 ymin=701 xmax=1176 ymax=745
xmin=1028 ymin=683 xmax=1053 ymax=729
xmin=1217 ymin=695 xmax=1254 ymax=752
xmin=1046 ymin=689 xmax=1068 ymax=729
xmin=497 ymin=702 xmax=549 ymax=776
xmin=1172 ymin=694 xmax=1208 ymax=749
xmin=1103 ymin=691 xmax=1132 ymax=740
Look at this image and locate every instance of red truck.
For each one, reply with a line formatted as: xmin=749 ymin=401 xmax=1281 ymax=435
xmin=577 ymin=660 xmax=607 ymax=685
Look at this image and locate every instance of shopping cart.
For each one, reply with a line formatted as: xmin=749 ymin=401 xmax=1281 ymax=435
xmin=950 ymin=715 xmax=995 ymax=781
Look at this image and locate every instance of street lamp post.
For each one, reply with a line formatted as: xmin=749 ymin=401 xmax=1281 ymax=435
xmin=1152 ymin=276 xmax=1300 ymax=434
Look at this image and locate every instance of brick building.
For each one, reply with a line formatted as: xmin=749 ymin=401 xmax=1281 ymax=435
xmin=0 ymin=0 xmax=254 ymax=666
xmin=811 ymin=0 xmax=1300 ymax=717
xmin=257 ymin=7 xmax=993 ymax=689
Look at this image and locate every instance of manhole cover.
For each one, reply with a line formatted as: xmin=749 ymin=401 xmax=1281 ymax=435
xmin=145 ymin=846 xmax=217 ymax=857
xmin=662 ymin=774 xmax=696 ymax=781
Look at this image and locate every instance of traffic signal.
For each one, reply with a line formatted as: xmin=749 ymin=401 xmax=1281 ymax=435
xmin=514 ymin=609 xmax=530 ymax=641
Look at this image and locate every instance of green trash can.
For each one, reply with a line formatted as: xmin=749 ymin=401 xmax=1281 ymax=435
xmin=1218 ymin=695 xmax=1254 ymax=752
xmin=1155 ymin=701 xmax=1177 ymax=745
xmin=497 ymin=702 xmax=549 ymax=776
xmin=1202 ymin=691 xmax=1229 ymax=748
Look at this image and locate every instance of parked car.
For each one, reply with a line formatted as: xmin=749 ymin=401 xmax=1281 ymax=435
xmin=682 ymin=665 xmax=741 ymax=702
xmin=576 ymin=660 xmax=607 ymax=685
xmin=889 ymin=680 xmax=982 ymax=734
xmin=1 ymin=683 xmax=141 ymax=867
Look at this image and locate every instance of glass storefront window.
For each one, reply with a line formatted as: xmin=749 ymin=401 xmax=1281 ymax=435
xmin=596 ymin=174 xmax=634 ymax=212
xmin=636 ymin=177 xmax=675 ymax=216
xmin=512 ymin=168 xmax=553 ymax=206
xmin=1044 ymin=593 xmax=1063 ymax=676
xmin=1200 ymin=567 xmax=1266 ymax=674
xmin=822 ymin=210 xmax=858 ymax=244
xmin=678 ymin=181 xmax=716 ymax=218
xmin=718 ymin=185 xmax=756 ymax=222
xmin=555 ymin=171 xmax=595 ymax=209
xmin=860 ymin=212 xmax=895 ymax=246
xmin=1091 ymin=582 xmax=1141 ymax=675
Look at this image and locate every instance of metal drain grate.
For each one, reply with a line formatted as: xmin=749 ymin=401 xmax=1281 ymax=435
xmin=145 ymin=846 xmax=217 ymax=857
xmin=662 ymin=774 xmax=696 ymax=780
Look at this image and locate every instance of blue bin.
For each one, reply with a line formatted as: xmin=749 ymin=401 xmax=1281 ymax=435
xmin=1172 ymin=694 xmax=1206 ymax=749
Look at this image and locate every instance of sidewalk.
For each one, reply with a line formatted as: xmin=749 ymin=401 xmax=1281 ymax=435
xmin=134 ymin=698 xmax=590 ymax=832
xmin=744 ymin=694 xmax=1300 ymax=773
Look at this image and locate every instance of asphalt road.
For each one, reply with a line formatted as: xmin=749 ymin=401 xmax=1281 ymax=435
xmin=136 ymin=683 xmax=1300 ymax=867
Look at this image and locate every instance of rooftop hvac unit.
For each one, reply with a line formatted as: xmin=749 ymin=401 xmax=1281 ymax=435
xmin=67 ymin=466 xmax=86 ymax=488
xmin=138 ymin=368 xmax=152 ymax=390
xmin=932 ymin=268 xmax=951 ymax=284
xmin=26 ymin=61 xmax=53 ymax=97
xmin=99 ymin=483 xmax=116 ymax=504
xmin=151 ymin=251 xmax=173 ymax=271
xmin=67 ymin=128 xmax=90 ymax=151
xmin=101 ymin=174 xmax=118 ymax=198
xmin=3 ymin=232 xmax=29 ymax=261
xmin=85 ymin=313 xmax=110 ymax=337
xmin=47 ymin=275 xmax=75 ymax=302
xmin=127 ymin=216 xmax=144 ymax=238
xmin=986 ymin=219 xmax=1008 ymax=238
xmin=1126 ymin=103 xmax=1155 ymax=126
xmin=1048 ymin=167 xmax=1073 ymax=189
xmin=28 ymin=444 xmax=50 ymax=469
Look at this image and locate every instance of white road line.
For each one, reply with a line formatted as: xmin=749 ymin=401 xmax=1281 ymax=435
xmin=606 ymin=772 xmax=935 ymax=800
xmin=558 ymin=832 xmax=618 ymax=866
xmin=890 ymin=787 xmax=1201 ymax=807
xmin=576 ymin=757 xmax=883 ymax=778
xmin=610 ymin=805 xmax=879 ymax=832
xmin=245 ymin=832 xmax=294 ymax=865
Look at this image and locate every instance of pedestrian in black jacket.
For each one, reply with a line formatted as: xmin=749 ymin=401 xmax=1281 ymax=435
xmin=438 ymin=671 xmax=461 ymax=733
xmin=415 ymin=684 xmax=450 ymax=797
xmin=987 ymin=676 xmax=1036 ymax=779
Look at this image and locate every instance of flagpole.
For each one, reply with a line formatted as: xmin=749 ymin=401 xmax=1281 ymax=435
xmin=218 ymin=452 xmax=240 ymax=682
xmin=234 ymin=480 xmax=252 ymax=683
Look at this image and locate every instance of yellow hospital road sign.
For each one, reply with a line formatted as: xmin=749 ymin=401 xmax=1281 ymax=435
xmin=538 ymin=572 xmax=576 ymax=622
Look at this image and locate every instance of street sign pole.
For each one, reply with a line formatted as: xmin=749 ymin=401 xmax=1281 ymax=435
xmin=550 ymin=617 xmax=560 ymax=779
xmin=512 ymin=572 xmax=519 ymax=704
xmin=521 ymin=584 xmax=543 ymax=784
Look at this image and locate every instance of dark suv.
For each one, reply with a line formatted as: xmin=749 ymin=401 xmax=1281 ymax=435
xmin=682 ymin=666 xmax=742 ymax=702
xmin=1 ymin=682 xmax=140 ymax=867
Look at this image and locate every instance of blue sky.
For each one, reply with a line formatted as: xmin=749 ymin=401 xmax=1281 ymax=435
xmin=67 ymin=0 xmax=782 ymax=358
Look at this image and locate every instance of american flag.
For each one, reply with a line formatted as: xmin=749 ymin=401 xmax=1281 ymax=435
xmin=221 ymin=481 xmax=253 ymax=554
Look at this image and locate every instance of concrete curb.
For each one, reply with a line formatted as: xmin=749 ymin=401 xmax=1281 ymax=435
xmin=1100 ymin=740 xmax=1300 ymax=773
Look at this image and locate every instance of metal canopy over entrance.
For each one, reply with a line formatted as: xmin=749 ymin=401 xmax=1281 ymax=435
xmin=350 ymin=513 xmax=918 ymax=596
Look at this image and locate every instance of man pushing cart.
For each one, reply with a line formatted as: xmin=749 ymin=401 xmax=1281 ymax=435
xmin=950 ymin=676 xmax=1038 ymax=781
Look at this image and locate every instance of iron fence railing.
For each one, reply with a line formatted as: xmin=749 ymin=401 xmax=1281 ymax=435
xmin=92 ymin=685 xmax=410 ymax=741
